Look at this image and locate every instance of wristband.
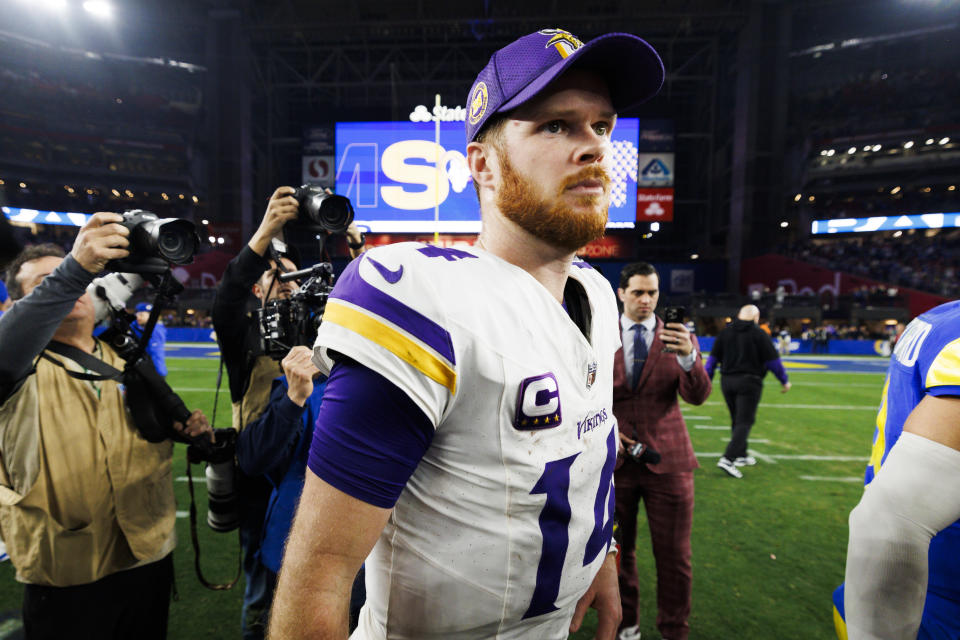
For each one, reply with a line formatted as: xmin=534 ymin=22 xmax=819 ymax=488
xmin=347 ymin=232 xmax=366 ymax=250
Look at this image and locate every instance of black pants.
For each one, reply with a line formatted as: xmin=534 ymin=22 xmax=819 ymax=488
xmin=23 ymin=554 xmax=173 ymax=640
xmin=721 ymin=374 xmax=764 ymax=460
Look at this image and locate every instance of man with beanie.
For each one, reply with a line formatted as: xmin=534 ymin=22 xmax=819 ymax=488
xmin=706 ymin=304 xmax=790 ymax=478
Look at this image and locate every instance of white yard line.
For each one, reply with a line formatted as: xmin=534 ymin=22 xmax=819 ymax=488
xmin=176 ymin=510 xmax=190 ymax=518
xmin=702 ymin=402 xmax=876 ymax=410
xmin=684 ymin=415 xmax=713 ymax=420
xmin=696 ymin=451 xmax=869 ymax=462
xmin=176 ymin=476 xmax=207 ymax=482
xmin=799 ymin=476 xmax=863 ymax=483
xmin=695 ymin=425 xmax=729 ymax=430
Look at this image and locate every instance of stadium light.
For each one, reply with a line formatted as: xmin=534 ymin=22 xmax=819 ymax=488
xmin=650 ymin=222 xmax=660 ymax=232
xmin=37 ymin=0 xmax=67 ymax=11
xmin=890 ymin=186 xmax=901 ymax=195
xmin=940 ymin=137 xmax=950 ymax=145
xmin=827 ymin=149 xmax=836 ymax=156
xmin=208 ymin=236 xmax=216 ymax=244
xmin=217 ymin=237 xmax=225 ymax=245
xmin=780 ymin=221 xmax=789 ymax=228
xmin=950 ymin=186 xmax=957 ymax=191
xmin=82 ymin=1 xmax=112 ymax=19
xmin=192 ymin=196 xmax=199 ymax=203
xmin=926 ymin=138 xmax=935 ymax=145
xmin=872 ymin=144 xmax=882 ymax=152
xmin=690 ymin=253 xmax=699 ymax=260
xmin=903 ymin=141 xmax=914 ymax=149
xmin=862 ymin=146 xmax=871 ymax=151
xmin=794 ymin=193 xmax=802 ymax=202
xmin=847 ymin=147 xmax=856 ymax=154
xmin=201 ymin=219 xmax=209 ymax=225
xmin=893 ymin=230 xmax=903 ymax=238
xmin=18 ymin=182 xmax=26 ymax=189
xmin=808 ymin=195 xmax=816 ymax=202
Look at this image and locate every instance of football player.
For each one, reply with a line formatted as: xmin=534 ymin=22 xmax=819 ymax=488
xmin=834 ymin=300 xmax=960 ymax=639
xmin=268 ymin=28 xmax=664 ymax=640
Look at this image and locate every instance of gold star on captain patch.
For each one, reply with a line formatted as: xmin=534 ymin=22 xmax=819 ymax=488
xmin=533 ymin=418 xmax=540 ymax=425
xmin=521 ymin=419 xmax=528 ymax=426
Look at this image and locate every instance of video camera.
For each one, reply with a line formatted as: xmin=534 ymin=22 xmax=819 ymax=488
xmin=257 ymin=262 xmax=336 ymax=359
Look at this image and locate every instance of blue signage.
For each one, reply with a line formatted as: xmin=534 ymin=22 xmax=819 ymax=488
xmin=3 ymin=206 xmax=91 ymax=227
xmin=334 ymin=119 xmax=641 ymax=233
xmin=811 ymin=213 xmax=960 ymax=234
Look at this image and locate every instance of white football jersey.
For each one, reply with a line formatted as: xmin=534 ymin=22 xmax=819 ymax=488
xmin=313 ymin=242 xmax=621 ymax=639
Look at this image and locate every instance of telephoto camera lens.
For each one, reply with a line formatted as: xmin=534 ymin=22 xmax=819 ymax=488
xmin=205 ymin=460 xmax=240 ymax=532
xmin=293 ymin=185 xmax=354 ymax=233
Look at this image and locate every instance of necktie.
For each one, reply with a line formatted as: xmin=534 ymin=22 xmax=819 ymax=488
xmin=632 ymin=324 xmax=647 ymax=388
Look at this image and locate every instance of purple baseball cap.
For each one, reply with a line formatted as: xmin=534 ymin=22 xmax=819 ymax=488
xmin=465 ymin=28 xmax=664 ymax=143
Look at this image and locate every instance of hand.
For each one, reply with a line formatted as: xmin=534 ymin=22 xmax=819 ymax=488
xmin=781 ymin=381 xmax=791 ymax=394
xmin=283 ymin=345 xmax=320 ymax=406
xmin=249 ymin=186 xmax=299 ymax=255
xmin=660 ymin=322 xmax=693 ymax=356
xmin=70 ymin=212 xmax=130 ymax=274
xmin=173 ymin=409 xmax=214 ymax=443
xmin=345 ymin=221 xmax=366 ymax=258
xmin=569 ymin=553 xmax=621 ymax=639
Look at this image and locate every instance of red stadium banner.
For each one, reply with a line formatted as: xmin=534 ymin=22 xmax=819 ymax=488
xmin=636 ymin=188 xmax=674 ymax=222
xmin=741 ymin=254 xmax=948 ymax=318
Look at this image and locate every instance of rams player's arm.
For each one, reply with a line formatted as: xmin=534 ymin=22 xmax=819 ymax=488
xmin=269 ymin=469 xmax=390 ymax=640
xmin=844 ymin=395 xmax=960 ymax=639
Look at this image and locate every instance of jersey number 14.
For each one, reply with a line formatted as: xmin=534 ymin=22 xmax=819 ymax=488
xmin=524 ymin=428 xmax=617 ymax=619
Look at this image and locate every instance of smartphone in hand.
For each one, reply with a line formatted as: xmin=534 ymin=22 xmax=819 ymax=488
xmin=662 ymin=306 xmax=686 ymax=353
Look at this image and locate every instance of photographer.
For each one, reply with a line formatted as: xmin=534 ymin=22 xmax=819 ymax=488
xmin=212 ymin=186 xmax=363 ymax=640
xmin=0 ymin=214 xmax=212 ymax=640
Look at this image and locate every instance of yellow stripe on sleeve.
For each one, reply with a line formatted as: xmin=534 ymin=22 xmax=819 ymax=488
xmin=323 ymin=301 xmax=457 ymax=394
xmin=925 ymin=337 xmax=960 ymax=390
xmin=867 ymin=377 xmax=890 ymax=474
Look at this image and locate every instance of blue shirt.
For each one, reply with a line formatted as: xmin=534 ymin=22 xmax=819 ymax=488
xmin=237 ymin=375 xmax=327 ymax=573
xmin=130 ymin=321 xmax=167 ymax=377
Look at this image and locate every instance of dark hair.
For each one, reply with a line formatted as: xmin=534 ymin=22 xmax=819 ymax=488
xmin=5 ymin=243 xmax=66 ymax=300
xmin=618 ymin=262 xmax=658 ymax=289
xmin=471 ymin=114 xmax=508 ymax=201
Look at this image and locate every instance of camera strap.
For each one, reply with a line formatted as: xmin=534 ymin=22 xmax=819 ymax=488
xmin=41 ymin=341 xmax=123 ymax=382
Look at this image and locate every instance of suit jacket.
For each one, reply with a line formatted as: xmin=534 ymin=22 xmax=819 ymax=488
xmin=613 ymin=316 xmax=712 ymax=475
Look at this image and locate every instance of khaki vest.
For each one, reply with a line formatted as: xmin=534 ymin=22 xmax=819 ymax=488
xmin=0 ymin=340 xmax=175 ymax=586
xmin=231 ymin=355 xmax=283 ymax=431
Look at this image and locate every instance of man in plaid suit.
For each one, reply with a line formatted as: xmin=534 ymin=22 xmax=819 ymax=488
xmin=612 ymin=262 xmax=712 ymax=640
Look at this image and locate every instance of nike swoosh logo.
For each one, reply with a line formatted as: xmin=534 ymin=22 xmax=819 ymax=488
xmin=367 ymin=256 xmax=403 ymax=284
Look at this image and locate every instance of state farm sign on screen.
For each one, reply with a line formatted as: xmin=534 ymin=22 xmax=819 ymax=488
xmin=335 ymin=119 xmax=641 ymax=233
xmin=636 ymin=188 xmax=674 ymax=222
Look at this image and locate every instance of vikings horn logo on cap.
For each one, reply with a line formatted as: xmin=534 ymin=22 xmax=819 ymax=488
xmin=540 ymin=28 xmax=584 ymax=58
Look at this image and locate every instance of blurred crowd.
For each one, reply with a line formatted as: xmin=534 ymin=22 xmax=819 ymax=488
xmin=783 ymin=233 xmax=960 ymax=298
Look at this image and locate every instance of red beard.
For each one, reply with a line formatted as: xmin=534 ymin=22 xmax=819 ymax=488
xmin=495 ymin=149 xmax=611 ymax=252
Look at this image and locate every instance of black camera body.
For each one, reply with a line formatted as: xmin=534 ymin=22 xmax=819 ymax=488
xmin=293 ymin=185 xmax=354 ymax=234
xmin=257 ymin=262 xmax=335 ymax=359
xmin=108 ymin=210 xmax=200 ymax=274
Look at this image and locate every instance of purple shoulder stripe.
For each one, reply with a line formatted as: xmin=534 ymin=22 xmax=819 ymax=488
xmin=573 ymin=261 xmax=593 ymax=269
xmin=330 ymin=256 xmax=456 ymax=365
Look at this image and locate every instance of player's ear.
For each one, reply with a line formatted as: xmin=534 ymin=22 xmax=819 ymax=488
xmin=467 ymin=141 xmax=497 ymax=192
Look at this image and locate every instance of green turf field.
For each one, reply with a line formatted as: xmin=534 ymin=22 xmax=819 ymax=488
xmin=0 ymin=357 xmax=884 ymax=639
